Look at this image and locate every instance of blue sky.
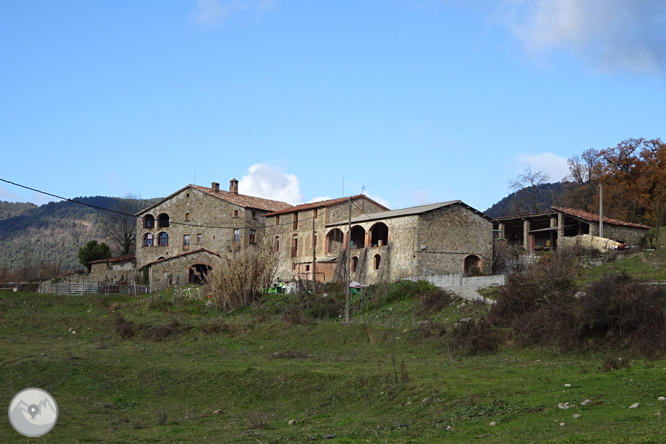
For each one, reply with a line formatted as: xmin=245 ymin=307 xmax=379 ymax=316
xmin=1 ymin=0 xmax=665 ymax=212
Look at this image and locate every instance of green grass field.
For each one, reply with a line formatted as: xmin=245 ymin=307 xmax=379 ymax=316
xmin=2 ymin=289 xmax=666 ymax=443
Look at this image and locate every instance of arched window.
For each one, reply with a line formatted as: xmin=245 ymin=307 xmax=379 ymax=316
xmin=350 ymin=225 xmax=366 ymax=249
xmin=158 ymin=232 xmax=169 ymax=246
xmin=158 ymin=213 xmax=170 ymax=228
xmin=351 ymin=256 xmax=358 ymax=272
xmin=369 ymin=222 xmax=389 ymax=247
xmin=143 ymin=233 xmax=154 ymax=247
xmin=326 ymin=229 xmax=344 ymax=253
xmin=144 ymin=214 xmax=155 ymax=229
xmin=374 ymin=254 xmax=381 ymax=270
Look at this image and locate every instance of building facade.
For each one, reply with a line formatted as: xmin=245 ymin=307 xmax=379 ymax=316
xmin=135 ymin=179 xmax=292 ymax=288
xmin=264 ymin=195 xmax=389 ymax=283
xmin=324 ymin=201 xmax=494 ymax=285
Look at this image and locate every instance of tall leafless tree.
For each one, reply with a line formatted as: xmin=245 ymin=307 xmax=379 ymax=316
xmin=99 ymin=194 xmax=146 ymax=255
xmin=508 ymin=166 xmax=550 ymax=214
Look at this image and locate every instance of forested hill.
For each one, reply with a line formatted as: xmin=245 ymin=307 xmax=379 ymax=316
xmin=484 ymin=182 xmax=567 ymax=218
xmin=0 ymin=197 xmax=160 ymax=271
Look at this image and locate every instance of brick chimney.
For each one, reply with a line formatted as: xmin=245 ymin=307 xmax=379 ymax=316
xmin=229 ymin=178 xmax=239 ymax=194
xmin=211 ymin=182 xmax=220 ymax=192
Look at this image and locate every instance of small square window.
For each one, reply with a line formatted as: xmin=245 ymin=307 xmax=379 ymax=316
xmin=276 ymin=215 xmax=280 ymax=225
xmin=305 ymin=264 xmax=310 ymax=272
xmin=183 ymin=235 xmax=190 ymax=246
xmin=234 ymin=210 xmax=239 ymax=218
xmin=234 ymin=229 xmax=240 ymax=242
xmin=197 ymin=234 xmax=203 ymax=243
xmin=185 ymin=213 xmax=190 ymax=221
xmin=250 ymin=229 xmax=256 ymax=243
xmin=252 ymin=211 xmax=256 ymax=219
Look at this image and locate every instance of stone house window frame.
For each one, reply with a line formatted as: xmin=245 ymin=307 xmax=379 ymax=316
xmin=158 ymin=232 xmax=169 ymax=246
xmin=249 ymin=229 xmax=257 ymax=243
xmin=143 ymin=233 xmax=154 ymax=247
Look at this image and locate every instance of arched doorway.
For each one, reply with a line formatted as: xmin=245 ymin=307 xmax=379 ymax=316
xmin=189 ymin=264 xmax=212 ymax=284
xmin=369 ymin=222 xmax=388 ymax=247
xmin=350 ymin=225 xmax=366 ymax=249
xmin=463 ymin=255 xmax=482 ymax=277
xmin=326 ymin=228 xmax=344 ymax=253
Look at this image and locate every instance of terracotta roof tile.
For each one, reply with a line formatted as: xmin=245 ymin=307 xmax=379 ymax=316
xmin=552 ymin=207 xmax=651 ymax=229
xmin=140 ymin=248 xmax=221 ymax=269
xmin=89 ymin=255 xmax=135 ymax=265
xmin=264 ymin=194 xmax=389 ymax=217
xmin=190 ymin=185 xmax=293 ymax=212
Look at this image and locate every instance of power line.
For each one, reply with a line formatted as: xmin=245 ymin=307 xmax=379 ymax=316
xmin=0 ymin=177 xmax=343 ymax=231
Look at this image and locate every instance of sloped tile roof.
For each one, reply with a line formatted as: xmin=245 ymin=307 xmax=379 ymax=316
xmin=326 ymin=200 xmax=494 ymax=226
xmin=139 ymin=248 xmax=222 ymax=269
xmin=89 ymin=255 xmax=135 ymax=265
xmin=264 ymin=194 xmax=389 ymax=217
xmin=552 ymin=207 xmax=651 ymax=229
xmin=136 ymin=184 xmax=292 ymax=215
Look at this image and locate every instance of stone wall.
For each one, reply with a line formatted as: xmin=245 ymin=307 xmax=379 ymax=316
xmin=588 ymin=223 xmax=647 ymax=246
xmin=324 ymin=203 xmax=494 ymax=286
xmin=266 ymin=196 xmax=387 ymax=283
xmin=89 ymin=260 xmax=139 ymax=284
xmin=136 ymin=187 xmax=269 ymax=270
xmin=415 ymin=204 xmax=494 ymax=276
xmin=147 ymin=250 xmax=223 ymax=291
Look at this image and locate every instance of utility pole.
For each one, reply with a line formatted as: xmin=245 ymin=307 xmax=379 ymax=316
xmin=345 ymin=197 xmax=352 ymax=324
xmin=599 ymin=183 xmax=604 ymax=238
xmin=311 ymin=211 xmax=316 ymax=293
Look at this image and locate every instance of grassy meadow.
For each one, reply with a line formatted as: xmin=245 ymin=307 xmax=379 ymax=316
xmin=2 ymin=283 xmax=666 ymax=443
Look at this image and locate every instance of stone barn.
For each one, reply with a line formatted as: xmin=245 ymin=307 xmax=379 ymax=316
xmin=322 ymin=200 xmax=494 ymax=285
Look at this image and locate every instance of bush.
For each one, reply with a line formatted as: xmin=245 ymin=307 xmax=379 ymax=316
xmin=600 ymin=357 xmax=631 ymax=373
xmin=143 ymin=320 xmax=191 ymax=342
xmin=208 ymin=243 xmax=278 ymax=311
xmin=353 ymin=280 xmax=437 ymax=312
xmin=578 ymin=272 xmax=666 ymax=357
xmin=416 ymin=320 xmax=446 ymax=339
xmin=113 ymin=316 xmax=136 ymax=339
xmin=305 ymin=295 xmax=343 ymax=319
xmin=448 ymin=317 xmax=499 ymax=356
xmin=418 ymin=289 xmax=453 ymax=315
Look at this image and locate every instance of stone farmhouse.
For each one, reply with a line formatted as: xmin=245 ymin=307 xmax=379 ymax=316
xmin=134 ymin=179 xmax=291 ymax=289
xmin=494 ymin=206 xmax=650 ymax=252
xmin=263 ymin=195 xmax=390 ymax=283
xmin=323 ymin=201 xmax=494 ymax=286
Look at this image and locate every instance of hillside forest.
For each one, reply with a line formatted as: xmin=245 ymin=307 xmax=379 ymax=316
xmin=0 ymin=196 xmax=159 ymax=278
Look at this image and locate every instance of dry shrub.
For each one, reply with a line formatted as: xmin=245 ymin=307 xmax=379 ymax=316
xmin=282 ymin=307 xmax=308 ymax=325
xmin=416 ymin=320 xmax=446 ymax=339
xmin=107 ymin=302 xmax=121 ymax=312
xmin=600 ymin=357 xmax=631 ymax=373
xmin=578 ymin=272 xmax=666 ymax=357
xmin=418 ymin=289 xmax=453 ymax=315
xmin=208 ymin=244 xmax=278 ymax=311
xmin=143 ymin=320 xmax=191 ymax=342
xmin=246 ymin=412 xmax=269 ymax=429
xmin=488 ymin=247 xmax=580 ymax=349
xmin=203 ymin=321 xmax=227 ymax=334
xmin=448 ymin=318 xmax=499 ymax=356
xmin=305 ymin=295 xmax=343 ymax=319
xmin=113 ymin=316 xmax=136 ymax=339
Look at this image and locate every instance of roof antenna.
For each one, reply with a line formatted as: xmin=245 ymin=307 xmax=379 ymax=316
xmin=361 ymin=184 xmax=373 ymax=195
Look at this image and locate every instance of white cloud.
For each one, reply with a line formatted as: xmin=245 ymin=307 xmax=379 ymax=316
xmin=517 ymin=152 xmax=569 ymax=182
xmin=191 ymin=0 xmax=275 ymax=25
xmin=498 ymin=0 xmax=666 ymax=73
xmin=238 ymin=163 xmax=304 ymax=205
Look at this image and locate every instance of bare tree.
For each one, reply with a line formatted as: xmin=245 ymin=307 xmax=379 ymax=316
xmin=99 ymin=194 xmax=146 ymax=256
xmin=508 ymin=167 xmax=550 ymax=214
